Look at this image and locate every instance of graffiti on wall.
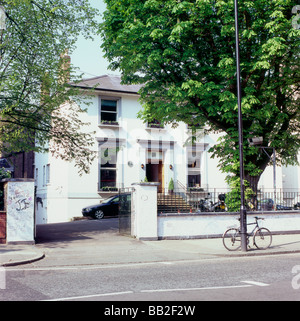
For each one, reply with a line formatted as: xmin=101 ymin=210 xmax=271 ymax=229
xmin=6 ymin=181 xmax=34 ymax=242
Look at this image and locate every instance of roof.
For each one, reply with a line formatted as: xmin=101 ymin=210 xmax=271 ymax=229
xmin=72 ymin=75 xmax=143 ymax=94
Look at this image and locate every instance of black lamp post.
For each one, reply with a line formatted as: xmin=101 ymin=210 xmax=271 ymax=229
xmin=234 ymin=0 xmax=247 ymax=252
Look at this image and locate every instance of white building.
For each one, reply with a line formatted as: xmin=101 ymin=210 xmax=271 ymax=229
xmin=34 ymin=75 xmax=300 ymax=223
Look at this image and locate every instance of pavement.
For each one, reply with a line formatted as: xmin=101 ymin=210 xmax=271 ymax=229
xmin=1 ymin=219 xmax=300 ymax=267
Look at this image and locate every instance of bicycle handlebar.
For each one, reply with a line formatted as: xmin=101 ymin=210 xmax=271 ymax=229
xmin=238 ymin=216 xmax=264 ymax=221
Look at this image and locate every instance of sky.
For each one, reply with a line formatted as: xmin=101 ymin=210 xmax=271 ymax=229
xmin=70 ymin=0 xmax=119 ymax=79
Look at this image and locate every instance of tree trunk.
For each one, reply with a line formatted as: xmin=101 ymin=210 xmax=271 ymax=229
xmin=245 ymin=173 xmax=262 ymax=210
xmin=245 ymin=174 xmax=260 ymax=194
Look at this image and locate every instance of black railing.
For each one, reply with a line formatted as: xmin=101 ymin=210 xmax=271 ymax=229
xmin=158 ymin=188 xmax=300 ymax=213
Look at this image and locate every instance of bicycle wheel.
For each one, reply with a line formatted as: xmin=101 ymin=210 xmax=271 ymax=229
xmin=222 ymin=228 xmax=241 ymax=251
xmin=254 ymin=228 xmax=272 ymax=250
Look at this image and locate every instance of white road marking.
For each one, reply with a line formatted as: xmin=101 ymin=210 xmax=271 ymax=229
xmin=241 ymin=280 xmax=270 ymax=287
xmin=141 ymin=284 xmax=252 ymax=293
xmin=42 ymin=291 xmax=134 ymax=301
xmin=40 ymin=281 xmax=271 ymax=301
xmin=42 ymin=284 xmax=254 ymax=301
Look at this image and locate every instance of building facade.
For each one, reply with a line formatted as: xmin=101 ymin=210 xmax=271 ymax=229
xmin=34 ymin=75 xmax=300 ymax=224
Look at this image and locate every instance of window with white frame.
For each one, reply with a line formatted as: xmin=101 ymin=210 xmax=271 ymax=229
xmin=99 ymin=147 xmax=119 ymax=189
xmin=100 ymin=99 xmax=118 ymax=124
xmin=187 ymin=151 xmax=201 ymax=187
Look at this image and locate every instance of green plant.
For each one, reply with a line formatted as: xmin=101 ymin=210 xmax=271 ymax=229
xmin=101 ymin=0 xmax=300 ymax=193
xmin=225 ymin=177 xmax=255 ymax=212
xmin=168 ymin=178 xmax=174 ymax=191
xmin=0 ymin=167 xmax=11 ymax=210
xmin=101 ymin=186 xmax=118 ymax=192
xmin=101 ymin=120 xmax=119 ymax=125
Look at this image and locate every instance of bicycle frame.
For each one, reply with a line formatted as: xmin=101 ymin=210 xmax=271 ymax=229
xmin=246 ymin=220 xmax=260 ymax=238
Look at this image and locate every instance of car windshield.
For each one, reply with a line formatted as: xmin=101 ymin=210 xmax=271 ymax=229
xmin=101 ymin=196 xmax=118 ymax=204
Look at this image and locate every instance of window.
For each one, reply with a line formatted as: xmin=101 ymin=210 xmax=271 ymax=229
xmin=46 ymin=164 xmax=50 ymax=185
xmin=147 ymin=119 xmax=164 ymax=129
xmin=35 ymin=168 xmax=38 ymax=186
xmin=100 ymin=99 xmax=118 ymax=123
xmin=99 ymin=147 xmax=118 ymax=189
xmin=187 ymin=152 xmax=201 ymax=188
xmin=43 ymin=164 xmax=50 ymax=186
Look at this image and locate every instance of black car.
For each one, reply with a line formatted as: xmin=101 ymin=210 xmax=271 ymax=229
xmin=82 ymin=194 xmax=131 ymax=220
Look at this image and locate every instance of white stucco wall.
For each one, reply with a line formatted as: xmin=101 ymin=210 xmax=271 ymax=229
xmin=157 ymin=212 xmax=300 ymax=239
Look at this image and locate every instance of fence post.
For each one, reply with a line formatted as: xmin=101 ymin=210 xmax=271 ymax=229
xmin=131 ymin=182 xmax=159 ymax=240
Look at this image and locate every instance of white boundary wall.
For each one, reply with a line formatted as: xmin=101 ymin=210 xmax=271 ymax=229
xmin=131 ymin=182 xmax=300 ymax=240
xmin=158 ymin=212 xmax=300 ymax=240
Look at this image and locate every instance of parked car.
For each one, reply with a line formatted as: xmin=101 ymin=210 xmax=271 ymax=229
xmin=82 ymin=194 xmax=131 ymax=220
xmin=257 ymin=198 xmax=293 ymax=211
xmin=294 ymin=202 xmax=300 ymax=210
xmin=257 ymin=198 xmax=274 ymax=211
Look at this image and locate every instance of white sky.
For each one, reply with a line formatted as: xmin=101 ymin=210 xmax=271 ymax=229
xmin=70 ymin=0 xmax=120 ymax=79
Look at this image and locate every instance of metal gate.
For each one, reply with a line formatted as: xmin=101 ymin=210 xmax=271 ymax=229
xmin=0 ymin=211 xmax=6 ymax=244
xmin=118 ymin=188 xmax=132 ymax=236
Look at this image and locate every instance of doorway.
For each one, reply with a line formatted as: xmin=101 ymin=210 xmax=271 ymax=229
xmin=146 ymin=161 xmax=164 ymax=193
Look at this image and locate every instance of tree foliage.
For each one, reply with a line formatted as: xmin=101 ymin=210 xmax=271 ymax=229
xmin=0 ymin=0 xmax=99 ymax=174
xmin=0 ymin=167 xmax=10 ymax=210
xmin=101 ymin=0 xmax=300 ymax=190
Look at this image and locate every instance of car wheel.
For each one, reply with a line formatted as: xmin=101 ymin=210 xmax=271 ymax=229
xmin=94 ymin=210 xmax=104 ymax=220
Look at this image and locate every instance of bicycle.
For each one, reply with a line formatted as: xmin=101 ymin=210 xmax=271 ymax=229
xmin=222 ymin=216 xmax=272 ymax=251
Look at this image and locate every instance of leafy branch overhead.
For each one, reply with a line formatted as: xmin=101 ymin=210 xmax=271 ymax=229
xmin=0 ymin=0 xmax=99 ymax=174
xmin=101 ymin=0 xmax=299 ymax=191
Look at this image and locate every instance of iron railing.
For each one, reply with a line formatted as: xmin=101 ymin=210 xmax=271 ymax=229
xmin=158 ymin=188 xmax=300 ymax=213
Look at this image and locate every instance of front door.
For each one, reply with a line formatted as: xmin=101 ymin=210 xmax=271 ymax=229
xmin=146 ymin=161 xmax=164 ymax=193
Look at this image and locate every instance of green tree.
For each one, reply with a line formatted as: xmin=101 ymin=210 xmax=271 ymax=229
xmin=0 ymin=167 xmax=10 ymax=210
xmin=0 ymin=0 xmax=99 ymax=174
xmin=101 ymin=0 xmax=300 ymax=193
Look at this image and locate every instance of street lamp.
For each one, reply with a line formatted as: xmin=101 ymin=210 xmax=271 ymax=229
xmin=234 ymin=0 xmax=247 ymax=252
